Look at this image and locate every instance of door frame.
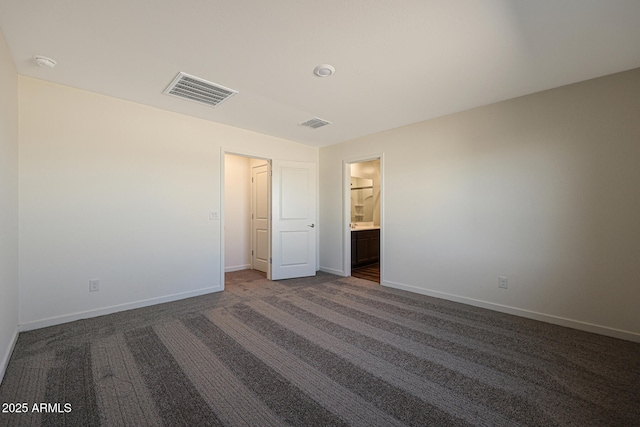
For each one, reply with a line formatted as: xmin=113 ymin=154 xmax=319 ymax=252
xmin=343 ymin=154 xmax=384 ymax=281
xmin=221 ymin=149 xmax=272 ymax=289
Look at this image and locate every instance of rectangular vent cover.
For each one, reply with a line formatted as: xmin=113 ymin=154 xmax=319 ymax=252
xmin=299 ymin=117 xmax=332 ymax=129
xmin=164 ymin=72 xmax=238 ymax=108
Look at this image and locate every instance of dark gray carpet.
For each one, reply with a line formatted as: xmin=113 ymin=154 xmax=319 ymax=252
xmin=1 ymin=270 xmax=638 ymax=426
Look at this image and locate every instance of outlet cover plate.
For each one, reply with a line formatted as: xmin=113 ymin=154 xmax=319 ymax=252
xmin=89 ymin=279 xmax=100 ymax=292
xmin=498 ymin=276 xmax=508 ymax=289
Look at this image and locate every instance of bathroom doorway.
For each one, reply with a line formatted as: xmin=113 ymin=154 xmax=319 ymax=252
xmin=346 ymin=158 xmax=382 ymax=283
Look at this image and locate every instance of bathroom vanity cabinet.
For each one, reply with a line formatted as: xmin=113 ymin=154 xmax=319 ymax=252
xmin=351 ymin=228 xmax=380 ymax=267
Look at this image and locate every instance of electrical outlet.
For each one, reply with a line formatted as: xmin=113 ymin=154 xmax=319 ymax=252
xmin=89 ymin=279 xmax=100 ymax=292
xmin=498 ymin=276 xmax=508 ymax=289
xmin=209 ymin=211 xmax=219 ymax=220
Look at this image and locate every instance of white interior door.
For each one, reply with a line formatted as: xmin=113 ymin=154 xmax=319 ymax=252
xmin=271 ymin=160 xmax=317 ymax=280
xmin=251 ymin=163 xmax=269 ymax=273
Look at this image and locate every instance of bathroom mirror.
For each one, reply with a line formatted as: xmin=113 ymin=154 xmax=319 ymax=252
xmin=350 ymin=176 xmax=374 ymax=222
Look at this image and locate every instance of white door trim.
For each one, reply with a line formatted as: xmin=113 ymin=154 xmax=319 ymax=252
xmin=343 ymin=154 xmax=384 ymax=282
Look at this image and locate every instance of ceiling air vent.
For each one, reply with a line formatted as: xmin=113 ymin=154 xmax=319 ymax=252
xmin=164 ymin=72 xmax=238 ymax=108
xmin=299 ymin=117 xmax=332 ymax=129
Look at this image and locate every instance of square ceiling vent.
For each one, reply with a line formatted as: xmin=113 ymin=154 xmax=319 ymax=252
xmin=164 ymin=72 xmax=238 ymax=108
xmin=299 ymin=117 xmax=332 ymax=129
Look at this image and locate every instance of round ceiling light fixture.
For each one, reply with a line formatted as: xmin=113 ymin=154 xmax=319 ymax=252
xmin=313 ymin=64 xmax=335 ymax=77
xmin=34 ymin=55 xmax=57 ymax=68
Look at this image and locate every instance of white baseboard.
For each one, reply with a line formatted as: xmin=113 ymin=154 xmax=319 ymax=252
xmin=225 ymin=264 xmax=251 ymax=273
xmin=319 ymin=266 xmax=346 ymax=276
xmin=0 ymin=328 xmax=19 ymax=385
xmin=19 ymin=286 xmax=223 ymax=332
xmin=383 ymin=279 xmax=640 ymax=343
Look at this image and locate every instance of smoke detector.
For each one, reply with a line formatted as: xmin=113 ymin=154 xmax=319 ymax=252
xmin=164 ymin=72 xmax=238 ymax=108
xmin=34 ymin=55 xmax=57 ymax=68
xmin=313 ymin=64 xmax=335 ymax=77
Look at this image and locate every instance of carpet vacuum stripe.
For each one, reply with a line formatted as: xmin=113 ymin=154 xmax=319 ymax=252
xmin=235 ymin=300 xmax=481 ymax=426
xmin=321 ymin=282 xmax=630 ymax=387
xmin=43 ymin=344 xmax=100 ymax=427
xmin=300 ymin=288 xmax=587 ymax=390
xmin=295 ymin=286 xmax=638 ymax=425
xmin=205 ymin=307 xmax=407 ymax=427
xmin=184 ymin=314 xmax=347 ymax=426
xmin=124 ymin=327 xmax=223 ymax=427
xmin=153 ymin=320 xmax=285 ymax=427
xmin=262 ymin=293 xmax=557 ymax=426
xmin=335 ymin=279 xmax=639 ymax=367
xmin=311 ymin=285 xmax=626 ymax=397
xmin=91 ymin=334 xmax=163 ymax=427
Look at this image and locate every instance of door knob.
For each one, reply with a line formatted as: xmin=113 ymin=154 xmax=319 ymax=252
xmin=308 ymin=224 xmax=315 ymax=228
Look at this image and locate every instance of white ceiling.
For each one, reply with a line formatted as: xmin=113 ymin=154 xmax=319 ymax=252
xmin=1 ymin=1 xmax=639 ymax=148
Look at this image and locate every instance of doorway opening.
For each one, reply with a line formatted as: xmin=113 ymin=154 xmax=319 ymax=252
xmin=345 ymin=157 xmax=382 ymax=283
xmin=223 ymin=153 xmax=271 ymax=283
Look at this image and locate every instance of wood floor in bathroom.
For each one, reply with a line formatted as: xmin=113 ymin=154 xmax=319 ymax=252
xmin=351 ymin=263 xmax=380 ymax=283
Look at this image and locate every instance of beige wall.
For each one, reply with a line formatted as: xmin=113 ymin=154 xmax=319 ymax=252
xmin=18 ymin=76 xmax=317 ymax=329
xmin=0 ymin=29 xmax=19 ymax=381
xmin=320 ymin=68 xmax=640 ymax=341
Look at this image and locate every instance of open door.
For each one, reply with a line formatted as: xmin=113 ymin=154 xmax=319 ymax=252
xmin=251 ymin=163 xmax=269 ymax=273
xmin=270 ymin=160 xmax=317 ymax=280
